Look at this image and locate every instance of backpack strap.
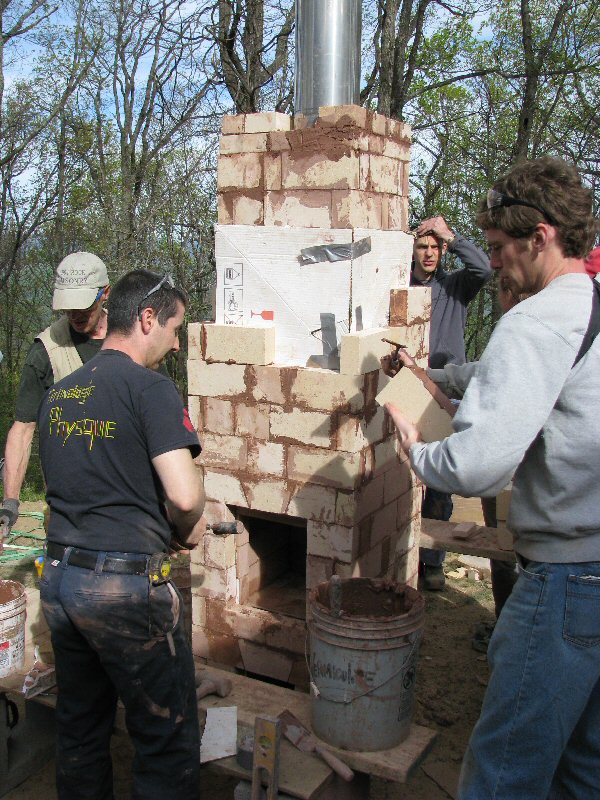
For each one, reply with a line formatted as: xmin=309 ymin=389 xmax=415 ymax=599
xmin=573 ymin=278 xmax=600 ymax=367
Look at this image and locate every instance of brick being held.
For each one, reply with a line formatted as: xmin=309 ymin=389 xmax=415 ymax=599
xmin=339 ymin=326 xmax=411 ymax=375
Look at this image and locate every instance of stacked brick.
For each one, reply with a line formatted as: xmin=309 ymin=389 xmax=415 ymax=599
xmin=217 ymin=105 xmax=411 ymax=231
xmin=187 ymin=105 xmax=428 ymax=685
xmin=187 ymin=285 xmax=431 ymax=684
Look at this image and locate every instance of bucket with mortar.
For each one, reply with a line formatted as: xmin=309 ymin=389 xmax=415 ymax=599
xmin=0 ymin=580 xmax=27 ymax=678
xmin=309 ymin=576 xmax=424 ymax=751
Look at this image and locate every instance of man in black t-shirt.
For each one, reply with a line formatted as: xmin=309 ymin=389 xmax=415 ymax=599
xmin=38 ymin=270 xmax=205 ymax=800
xmin=1 ymin=252 xmax=110 ymax=537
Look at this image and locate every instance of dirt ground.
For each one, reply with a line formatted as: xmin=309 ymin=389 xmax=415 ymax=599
xmin=2 ymin=500 xmax=495 ymax=800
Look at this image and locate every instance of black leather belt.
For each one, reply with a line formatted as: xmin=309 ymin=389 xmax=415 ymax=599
xmin=46 ymin=542 xmax=150 ymax=575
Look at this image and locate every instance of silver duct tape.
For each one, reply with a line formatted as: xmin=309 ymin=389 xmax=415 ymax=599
xmin=299 ymin=236 xmax=371 ymax=265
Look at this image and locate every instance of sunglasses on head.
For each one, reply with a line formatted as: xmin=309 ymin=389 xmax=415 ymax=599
xmin=486 ymin=189 xmax=556 ymax=226
xmin=137 ymin=274 xmax=175 ymax=320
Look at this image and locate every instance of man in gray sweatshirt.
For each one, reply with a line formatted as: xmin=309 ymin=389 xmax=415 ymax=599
xmin=387 ymin=156 xmax=600 ymax=800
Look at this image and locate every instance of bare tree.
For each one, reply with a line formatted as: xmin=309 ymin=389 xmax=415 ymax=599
xmin=68 ymin=0 xmax=219 ymax=272
xmin=216 ymin=0 xmax=295 ymax=113
xmin=0 ymin=0 xmax=98 ymax=288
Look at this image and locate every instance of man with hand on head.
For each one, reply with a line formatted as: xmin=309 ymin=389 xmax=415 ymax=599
xmin=387 ymin=157 xmax=600 ymax=799
xmin=409 ymin=216 xmax=492 ymax=589
xmin=1 ymin=252 xmax=109 ymax=538
xmin=38 ymin=270 xmax=205 ymax=800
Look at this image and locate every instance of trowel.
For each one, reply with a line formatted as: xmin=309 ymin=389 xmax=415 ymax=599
xmin=278 ymin=709 xmax=354 ymax=782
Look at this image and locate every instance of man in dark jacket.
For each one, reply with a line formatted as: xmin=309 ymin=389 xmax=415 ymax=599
xmin=410 ymin=216 xmax=492 ymax=589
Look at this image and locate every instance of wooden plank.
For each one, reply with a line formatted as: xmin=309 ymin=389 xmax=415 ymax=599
xmin=196 ymin=667 xmax=437 ymax=784
xmin=2 ymin=653 xmax=437 ymax=789
xmin=420 ymin=518 xmax=515 ymax=562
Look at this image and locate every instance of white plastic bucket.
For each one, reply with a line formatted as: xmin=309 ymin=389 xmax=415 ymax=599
xmin=309 ymin=577 xmax=424 ymax=751
xmin=0 ymin=580 xmax=27 ymax=678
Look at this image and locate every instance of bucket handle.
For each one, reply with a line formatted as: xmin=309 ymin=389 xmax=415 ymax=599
xmin=305 ymin=632 xmax=421 ymax=705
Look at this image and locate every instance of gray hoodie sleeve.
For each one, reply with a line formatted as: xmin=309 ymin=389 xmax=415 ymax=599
xmin=427 ymin=362 xmax=479 ymax=399
xmin=410 ymin=306 xmax=578 ymax=497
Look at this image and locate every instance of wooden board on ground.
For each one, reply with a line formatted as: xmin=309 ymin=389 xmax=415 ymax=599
xmin=420 ymin=518 xmax=515 ymax=562
xmin=195 ymin=666 xmax=437 ymax=785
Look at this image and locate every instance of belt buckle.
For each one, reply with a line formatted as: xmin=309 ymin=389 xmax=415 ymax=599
xmin=148 ymin=554 xmax=171 ymax=585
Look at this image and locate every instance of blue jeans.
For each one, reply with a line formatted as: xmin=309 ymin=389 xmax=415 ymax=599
xmin=458 ymin=559 xmax=600 ymax=799
xmin=420 ymin=487 xmax=453 ymax=567
xmin=40 ymin=553 xmax=201 ymax=800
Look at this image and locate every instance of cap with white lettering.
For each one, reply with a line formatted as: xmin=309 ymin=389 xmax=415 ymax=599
xmin=52 ymin=252 xmax=109 ymax=311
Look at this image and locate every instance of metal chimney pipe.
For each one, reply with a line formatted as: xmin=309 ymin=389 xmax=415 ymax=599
xmin=294 ymin=0 xmax=361 ymax=120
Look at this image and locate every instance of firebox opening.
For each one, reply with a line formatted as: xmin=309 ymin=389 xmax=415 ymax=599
xmin=236 ymin=510 xmax=307 ymax=620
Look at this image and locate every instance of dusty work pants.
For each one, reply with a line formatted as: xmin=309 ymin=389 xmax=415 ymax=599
xmin=40 ymin=553 xmax=201 ymax=800
xmin=420 ymin=487 xmax=453 ymax=567
xmin=458 ymin=559 xmax=600 ymax=800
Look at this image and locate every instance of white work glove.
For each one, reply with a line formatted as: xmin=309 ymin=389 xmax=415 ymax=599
xmin=0 ymin=498 xmax=19 ymax=538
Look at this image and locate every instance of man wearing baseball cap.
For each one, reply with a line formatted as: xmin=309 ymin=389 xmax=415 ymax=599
xmin=1 ymin=253 xmax=110 ymax=537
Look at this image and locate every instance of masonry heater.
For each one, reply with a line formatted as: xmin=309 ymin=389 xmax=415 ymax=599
xmin=186 ymin=3 xmax=431 ymax=687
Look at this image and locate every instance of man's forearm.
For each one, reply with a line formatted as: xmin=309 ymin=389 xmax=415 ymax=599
xmin=3 ymin=421 xmax=36 ymax=500
xmin=166 ymin=488 xmax=206 ymax=547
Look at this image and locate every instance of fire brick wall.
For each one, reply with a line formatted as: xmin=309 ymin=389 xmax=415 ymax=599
xmin=217 ymin=105 xmax=410 ymax=230
xmin=186 ymin=106 xmax=430 ymax=685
